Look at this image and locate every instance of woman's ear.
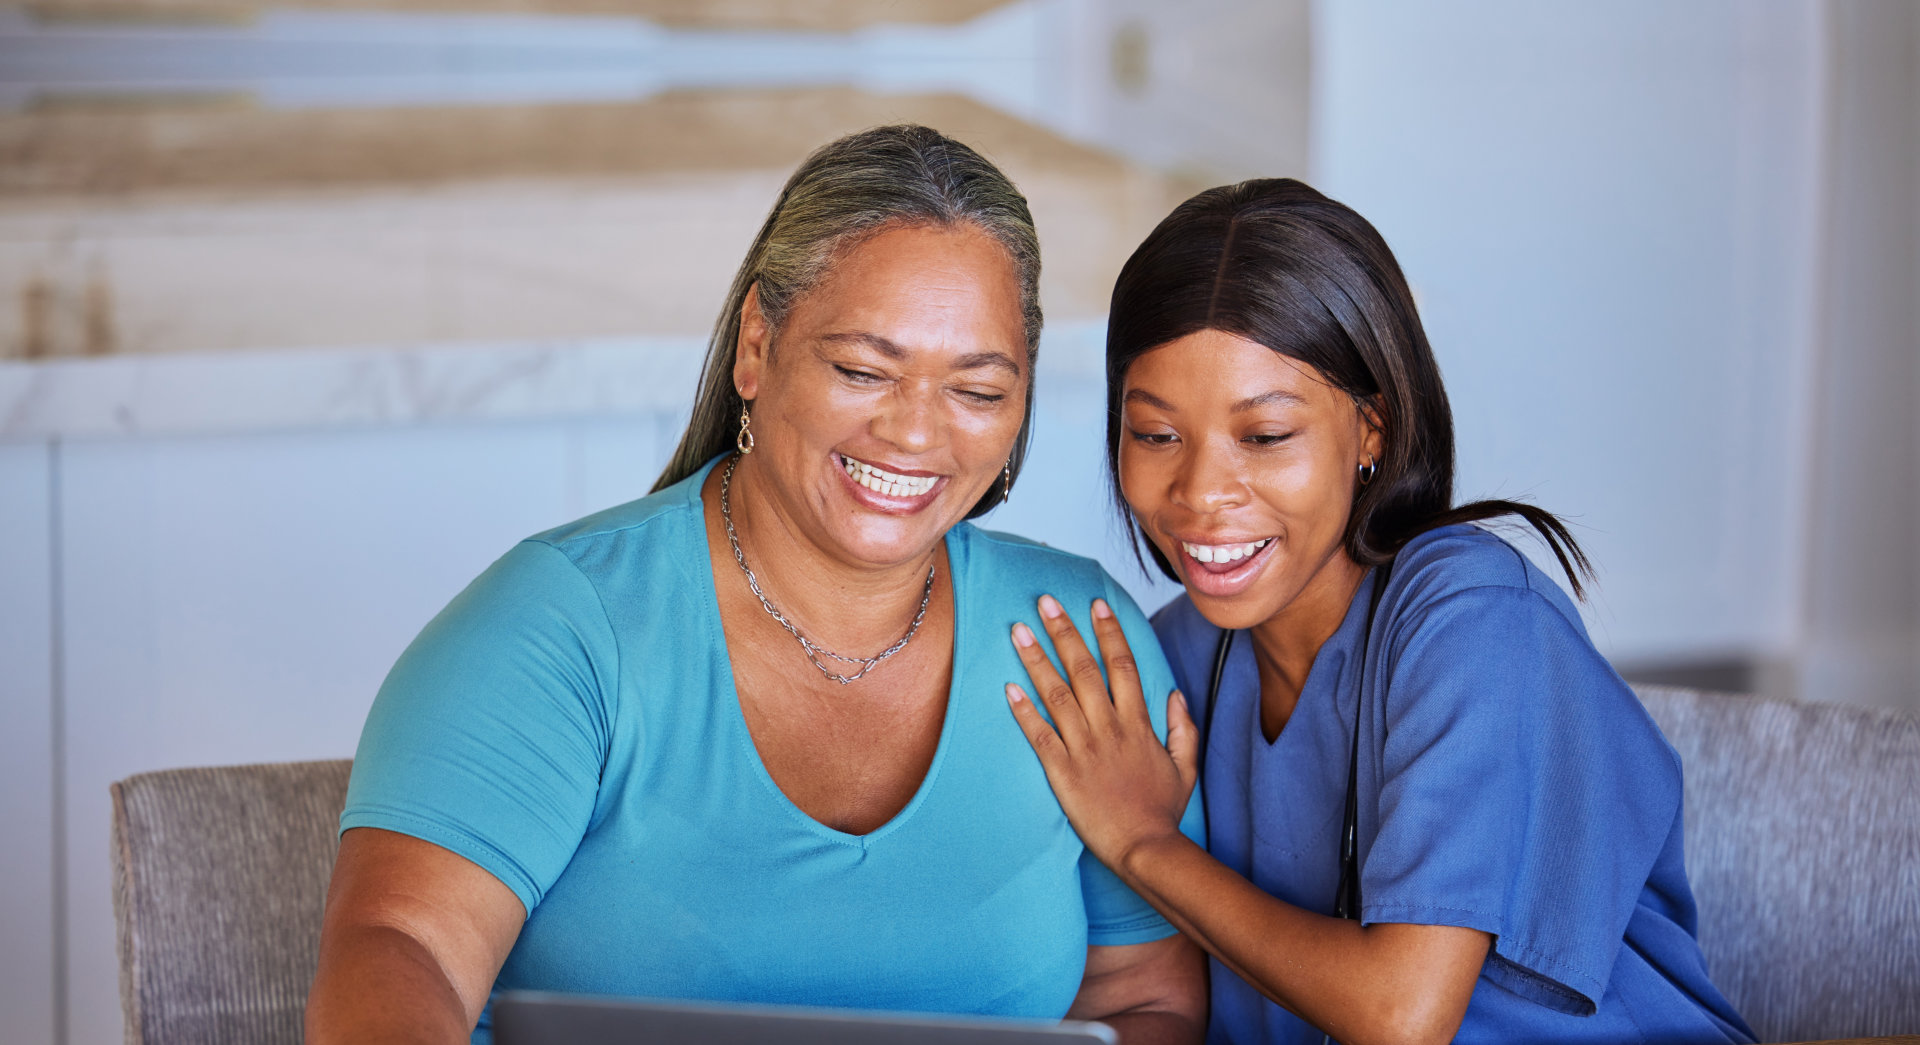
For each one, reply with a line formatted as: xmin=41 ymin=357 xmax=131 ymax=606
xmin=733 ymin=282 xmax=769 ymax=402
xmin=1358 ymin=396 xmax=1386 ymax=464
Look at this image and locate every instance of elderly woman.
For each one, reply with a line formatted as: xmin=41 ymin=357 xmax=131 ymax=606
xmin=305 ymin=125 xmax=1205 ymax=1045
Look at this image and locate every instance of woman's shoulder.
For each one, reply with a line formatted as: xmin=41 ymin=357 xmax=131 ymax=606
xmin=1383 ymin=525 xmax=1667 ymax=757
xmin=531 ymin=465 xmax=706 ymax=560
xmin=1146 ymin=595 xmax=1216 ymax=698
xmin=1389 ymin=523 xmax=1586 ymax=636
xmin=954 ymin=525 xmax=1173 ymax=660
xmin=436 ymin=468 xmax=708 ymax=626
xmin=955 ymin=523 xmax=1120 ymax=601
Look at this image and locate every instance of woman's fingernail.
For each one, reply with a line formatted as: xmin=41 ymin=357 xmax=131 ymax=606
xmin=1012 ymin=622 xmax=1037 ymax=648
xmin=1173 ymin=690 xmax=1188 ymax=709
xmin=1038 ymin=594 xmax=1064 ymax=618
xmin=1006 ymin=683 xmax=1027 ymax=704
xmin=1092 ymin=598 xmax=1113 ymax=619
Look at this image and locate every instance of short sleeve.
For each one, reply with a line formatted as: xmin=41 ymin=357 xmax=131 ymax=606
xmin=1359 ymin=585 xmax=1680 ymax=1015
xmin=1079 ymin=574 xmax=1209 ymax=947
xmin=341 ymin=539 xmax=617 ymax=914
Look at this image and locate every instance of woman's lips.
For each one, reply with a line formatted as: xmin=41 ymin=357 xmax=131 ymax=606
xmin=834 ymin=452 xmax=947 ymax=514
xmin=1177 ymin=536 xmax=1277 ymax=597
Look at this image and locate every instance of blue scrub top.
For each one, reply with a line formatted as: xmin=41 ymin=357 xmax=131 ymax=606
xmin=342 ymin=457 xmax=1202 ymax=1043
xmin=1154 ymin=524 xmax=1755 ymax=1045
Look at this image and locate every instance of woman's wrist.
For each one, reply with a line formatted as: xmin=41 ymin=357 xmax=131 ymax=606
xmin=1115 ymin=827 xmax=1202 ymax=894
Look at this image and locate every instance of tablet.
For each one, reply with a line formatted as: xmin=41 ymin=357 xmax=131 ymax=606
xmin=492 ymin=991 xmax=1121 ymax=1045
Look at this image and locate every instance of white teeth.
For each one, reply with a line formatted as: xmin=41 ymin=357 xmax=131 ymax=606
xmin=840 ymin=454 xmax=938 ymax=497
xmin=1181 ymin=538 xmax=1272 ymax=564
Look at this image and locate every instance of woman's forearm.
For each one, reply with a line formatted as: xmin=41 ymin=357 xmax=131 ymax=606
xmin=1116 ymin=834 xmax=1487 ymax=1045
xmin=305 ymin=922 xmax=474 ymax=1045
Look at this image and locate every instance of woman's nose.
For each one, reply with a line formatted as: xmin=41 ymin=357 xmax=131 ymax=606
xmin=871 ymin=382 xmax=939 ymax=453
xmin=1170 ymin=443 xmax=1247 ymax=514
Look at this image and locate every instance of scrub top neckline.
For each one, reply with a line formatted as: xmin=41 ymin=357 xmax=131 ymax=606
xmin=684 ymin=455 xmax=966 ymax=848
xmin=1231 ymin=568 xmax=1378 ymax=752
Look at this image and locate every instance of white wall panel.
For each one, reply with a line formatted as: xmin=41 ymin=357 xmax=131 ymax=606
xmin=54 ymin=418 xmax=605 ymax=1045
xmin=0 ymin=442 xmax=56 ymax=1045
xmin=1312 ymin=0 xmax=1824 ymax=667
xmin=1801 ymin=0 xmax=1919 ymax=710
xmin=560 ymin=412 xmax=683 ymax=521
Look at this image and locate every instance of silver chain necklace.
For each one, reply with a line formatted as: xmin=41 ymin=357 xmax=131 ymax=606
xmin=720 ymin=455 xmax=935 ymax=685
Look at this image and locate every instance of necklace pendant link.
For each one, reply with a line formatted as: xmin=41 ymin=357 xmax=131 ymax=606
xmin=721 ymin=456 xmax=934 ymax=685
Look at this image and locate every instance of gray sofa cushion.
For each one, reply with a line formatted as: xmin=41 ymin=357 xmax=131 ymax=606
xmin=111 ymin=759 xmax=351 ymax=1045
xmin=1635 ymin=685 xmax=1919 ymax=1041
xmin=107 ymin=691 xmax=1918 ymax=1045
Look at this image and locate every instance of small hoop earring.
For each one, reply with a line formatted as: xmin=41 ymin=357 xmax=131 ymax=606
xmin=1001 ymin=461 xmax=1014 ymax=504
xmin=735 ymin=405 xmax=755 ymax=455
xmin=1357 ymin=454 xmax=1377 ymax=485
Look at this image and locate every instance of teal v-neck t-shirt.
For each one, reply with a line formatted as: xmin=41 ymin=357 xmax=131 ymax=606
xmin=342 ymin=457 xmax=1202 ymax=1042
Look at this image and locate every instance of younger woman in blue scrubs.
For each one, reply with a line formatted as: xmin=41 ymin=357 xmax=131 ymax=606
xmin=1003 ymin=179 xmax=1755 ymax=1044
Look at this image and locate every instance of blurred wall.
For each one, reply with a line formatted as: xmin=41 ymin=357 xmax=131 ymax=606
xmin=0 ymin=443 xmax=57 ymax=1045
xmin=1802 ymin=0 xmax=1920 ymax=710
xmin=1313 ymin=0 xmax=1907 ymax=705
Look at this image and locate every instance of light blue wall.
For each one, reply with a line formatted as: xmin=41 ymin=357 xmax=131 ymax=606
xmin=0 ymin=443 xmax=57 ymax=1045
xmin=47 ymin=413 xmax=686 ymax=1045
xmin=1312 ymin=0 xmax=1824 ymax=667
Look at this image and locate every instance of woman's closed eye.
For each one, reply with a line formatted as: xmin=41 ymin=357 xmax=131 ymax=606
xmin=1243 ymin=431 xmax=1295 ymax=447
xmin=953 ymin=386 xmax=1008 ymax=405
xmin=832 ymin=363 xmax=887 ymax=385
xmin=1128 ymin=428 xmax=1179 ymax=447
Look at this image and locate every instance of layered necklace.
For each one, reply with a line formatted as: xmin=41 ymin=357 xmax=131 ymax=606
xmin=720 ymin=455 xmax=935 ymax=685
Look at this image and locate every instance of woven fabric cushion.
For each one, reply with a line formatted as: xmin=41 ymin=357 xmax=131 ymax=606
xmin=1634 ymin=686 xmax=1919 ymax=1042
xmin=105 ymin=702 xmax=1919 ymax=1044
xmin=111 ymin=759 xmax=352 ymax=1045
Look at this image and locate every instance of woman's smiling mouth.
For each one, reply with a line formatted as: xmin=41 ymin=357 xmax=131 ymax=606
xmin=835 ymin=452 xmax=947 ymax=511
xmin=1181 ymin=537 xmax=1273 ymax=565
xmin=1177 ymin=536 xmax=1278 ymax=596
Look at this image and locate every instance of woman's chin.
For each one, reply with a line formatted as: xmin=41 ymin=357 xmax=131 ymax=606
xmin=826 ymin=499 xmax=959 ymax=569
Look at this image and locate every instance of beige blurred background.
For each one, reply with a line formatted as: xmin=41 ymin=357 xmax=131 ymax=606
xmin=0 ymin=3 xmax=1914 ymax=1044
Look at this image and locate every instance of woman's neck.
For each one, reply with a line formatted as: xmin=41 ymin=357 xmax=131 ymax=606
xmin=705 ymin=457 xmax=943 ymax=654
xmin=1247 ymin=552 xmax=1368 ymax=741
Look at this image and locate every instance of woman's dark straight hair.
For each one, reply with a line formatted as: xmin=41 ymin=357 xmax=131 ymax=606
xmin=1106 ymin=178 xmax=1593 ymax=597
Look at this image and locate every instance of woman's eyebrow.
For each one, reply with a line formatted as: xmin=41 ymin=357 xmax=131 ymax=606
xmin=820 ymin=330 xmax=908 ymax=358
xmin=1231 ymin=389 xmax=1308 ymax=412
xmin=818 ymin=331 xmax=1021 ymax=377
xmin=1124 ymin=388 xmax=1306 ymax=412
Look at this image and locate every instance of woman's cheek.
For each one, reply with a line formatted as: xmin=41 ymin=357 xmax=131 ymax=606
xmin=1116 ymin=443 xmax=1171 ymax=506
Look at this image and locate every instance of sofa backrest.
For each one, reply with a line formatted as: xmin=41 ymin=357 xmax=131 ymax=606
xmin=111 ymin=759 xmax=353 ymax=1045
xmin=1634 ymin=685 xmax=1918 ymax=1042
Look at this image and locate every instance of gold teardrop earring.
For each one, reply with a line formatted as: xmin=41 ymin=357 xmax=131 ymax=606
xmin=1001 ymin=460 xmax=1013 ymax=504
xmin=736 ymin=404 xmax=755 ymax=455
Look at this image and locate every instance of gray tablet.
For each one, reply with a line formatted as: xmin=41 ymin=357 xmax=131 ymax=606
xmin=492 ymin=991 xmax=1120 ymax=1045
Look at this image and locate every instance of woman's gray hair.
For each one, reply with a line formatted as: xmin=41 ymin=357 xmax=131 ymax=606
xmin=651 ymin=124 xmax=1043 ymax=518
